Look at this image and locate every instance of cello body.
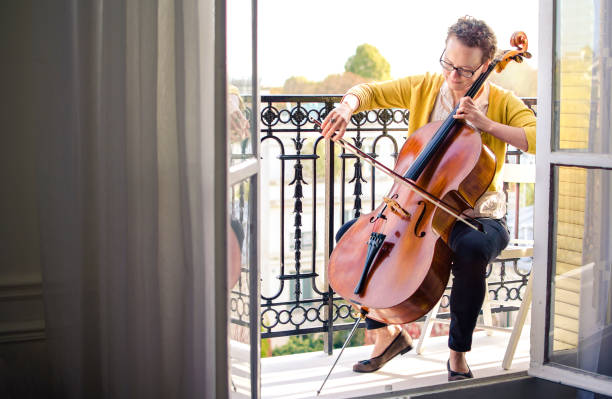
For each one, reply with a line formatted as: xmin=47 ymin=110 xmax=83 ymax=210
xmin=328 ymin=121 xmax=496 ymax=324
xmin=327 ymin=31 xmax=531 ymax=325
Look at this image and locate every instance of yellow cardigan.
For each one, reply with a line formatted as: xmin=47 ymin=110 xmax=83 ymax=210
xmin=348 ymin=73 xmax=537 ymax=192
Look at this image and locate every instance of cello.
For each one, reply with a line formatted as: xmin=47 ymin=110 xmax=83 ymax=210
xmin=324 ymin=32 xmax=531 ymax=325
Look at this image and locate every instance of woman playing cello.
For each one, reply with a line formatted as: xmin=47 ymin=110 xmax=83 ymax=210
xmin=319 ymin=16 xmax=536 ymax=381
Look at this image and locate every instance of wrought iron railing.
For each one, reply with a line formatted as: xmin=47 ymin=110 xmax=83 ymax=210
xmin=230 ymin=94 xmax=536 ymax=354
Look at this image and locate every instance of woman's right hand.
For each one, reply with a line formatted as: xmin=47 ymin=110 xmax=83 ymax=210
xmin=320 ymin=102 xmax=353 ymax=142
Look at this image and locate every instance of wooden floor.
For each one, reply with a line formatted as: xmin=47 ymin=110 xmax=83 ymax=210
xmin=233 ymin=326 xmax=531 ymax=399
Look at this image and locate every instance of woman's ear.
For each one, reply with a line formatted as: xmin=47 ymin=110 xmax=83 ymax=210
xmin=481 ymin=60 xmax=491 ymax=72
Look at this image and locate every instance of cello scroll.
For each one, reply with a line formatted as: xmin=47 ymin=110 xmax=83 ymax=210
xmin=495 ymin=31 xmax=532 ymax=73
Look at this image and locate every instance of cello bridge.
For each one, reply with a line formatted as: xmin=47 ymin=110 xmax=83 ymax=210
xmin=383 ymin=196 xmax=411 ymax=219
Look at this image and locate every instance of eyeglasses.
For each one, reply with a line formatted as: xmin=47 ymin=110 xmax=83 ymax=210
xmin=439 ymin=51 xmax=483 ymax=78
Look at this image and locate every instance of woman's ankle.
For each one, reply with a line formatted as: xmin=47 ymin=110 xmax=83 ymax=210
xmin=448 ymin=349 xmax=469 ymax=372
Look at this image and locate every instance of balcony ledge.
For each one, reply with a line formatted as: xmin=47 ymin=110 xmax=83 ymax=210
xmin=258 ymin=327 xmax=530 ymax=399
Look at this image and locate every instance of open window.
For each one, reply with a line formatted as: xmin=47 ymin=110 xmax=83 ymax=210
xmin=226 ymin=0 xmax=261 ymax=397
xmin=530 ymin=0 xmax=612 ymax=395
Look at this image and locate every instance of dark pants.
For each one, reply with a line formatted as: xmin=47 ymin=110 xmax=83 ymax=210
xmin=335 ymin=216 xmax=510 ymax=352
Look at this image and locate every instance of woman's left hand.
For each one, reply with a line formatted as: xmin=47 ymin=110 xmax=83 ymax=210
xmin=453 ymin=96 xmax=492 ymax=132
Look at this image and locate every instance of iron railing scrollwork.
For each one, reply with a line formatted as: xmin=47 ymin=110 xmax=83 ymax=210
xmin=229 ymin=94 xmax=536 ymax=354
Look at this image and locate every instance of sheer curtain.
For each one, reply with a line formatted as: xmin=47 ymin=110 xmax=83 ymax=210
xmin=30 ymin=0 xmax=225 ymax=397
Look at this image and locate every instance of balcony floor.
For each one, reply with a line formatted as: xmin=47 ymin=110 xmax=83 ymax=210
xmin=258 ymin=326 xmax=530 ymax=399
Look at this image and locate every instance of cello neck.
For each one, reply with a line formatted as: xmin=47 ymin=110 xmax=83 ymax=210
xmin=403 ymin=59 xmax=499 ymax=181
xmin=464 ymin=60 xmax=498 ymax=98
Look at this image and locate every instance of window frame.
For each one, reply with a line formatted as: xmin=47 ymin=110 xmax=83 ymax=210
xmin=224 ymin=0 xmax=261 ymax=397
xmin=529 ymin=0 xmax=612 ymax=395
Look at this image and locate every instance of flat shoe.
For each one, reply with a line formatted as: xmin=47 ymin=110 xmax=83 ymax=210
xmin=353 ymin=330 xmax=413 ymax=373
xmin=447 ymin=359 xmax=474 ymax=381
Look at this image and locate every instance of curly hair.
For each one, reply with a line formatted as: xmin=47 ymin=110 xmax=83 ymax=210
xmin=447 ymin=16 xmax=497 ymax=63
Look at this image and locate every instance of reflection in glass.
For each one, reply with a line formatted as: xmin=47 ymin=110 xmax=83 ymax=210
xmin=553 ymin=0 xmax=612 ymax=153
xmin=227 ymin=0 xmax=255 ymax=166
xmin=227 ymin=0 xmax=257 ymax=395
xmin=550 ymin=166 xmax=612 ymax=378
xmin=228 ymin=178 xmax=252 ymax=397
xmin=228 ymin=85 xmax=254 ymax=164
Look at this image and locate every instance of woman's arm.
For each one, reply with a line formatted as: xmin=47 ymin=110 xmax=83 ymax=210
xmin=320 ymin=76 xmax=422 ymax=141
xmin=320 ymin=94 xmax=359 ymax=141
xmin=453 ymin=96 xmax=529 ymax=152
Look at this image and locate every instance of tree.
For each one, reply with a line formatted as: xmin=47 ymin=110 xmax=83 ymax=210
xmin=316 ymin=72 xmax=371 ymax=93
xmin=278 ymin=72 xmax=370 ymax=95
xmin=281 ymin=76 xmax=317 ymax=94
xmin=345 ymin=44 xmax=391 ymax=81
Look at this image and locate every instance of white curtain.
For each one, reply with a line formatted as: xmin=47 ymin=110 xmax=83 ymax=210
xmin=24 ymin=0 xmax=225 ymax=397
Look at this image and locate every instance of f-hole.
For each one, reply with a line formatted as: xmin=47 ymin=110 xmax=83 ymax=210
xmin=414 ymin=200 xmax=427 ymax=237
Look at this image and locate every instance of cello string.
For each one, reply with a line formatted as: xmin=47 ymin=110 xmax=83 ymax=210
xmin=340 ymin=138 xmax=481 ymax=232
xmin=311 ymin=36 xmax=530 ymax=233
xmin=312 ymin=118 xmax=481 ymax=232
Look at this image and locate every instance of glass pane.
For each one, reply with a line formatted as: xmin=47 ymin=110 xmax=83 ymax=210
xmin=228 ymin=177 xmax=254 ymax=397
xmin=227 ymin=0 xmax=255 ymax=166
xmin=553 ymin=0 xmax=612 ymax=153
xmin=549 ymin=166 xmax=612 ymax=378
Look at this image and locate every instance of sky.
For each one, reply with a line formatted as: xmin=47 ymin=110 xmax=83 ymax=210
xmin=228 ymin=0 xmax=540 ymax=88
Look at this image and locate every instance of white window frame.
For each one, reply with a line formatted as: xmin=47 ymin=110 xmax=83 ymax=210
xmin=225 ymin=0 xmax=261 ymax=397
xmin=529 ymin=0 xmax=612 ymax=395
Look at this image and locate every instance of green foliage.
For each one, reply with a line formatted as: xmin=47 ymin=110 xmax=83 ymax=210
xmin=271 ymin=334 xmax=324 ymax=356
xmin=261 ymin=337 xmax=272 ymax=358
xmin=345 ymin=44 xmax=391 ymax=81
xmin=270 ymin=328 xmax=366 ymax=357
xmin=520 ymin=182 xmax=535 ymax=207
xmin=332 ymin=327 xmax=365 ymax=349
